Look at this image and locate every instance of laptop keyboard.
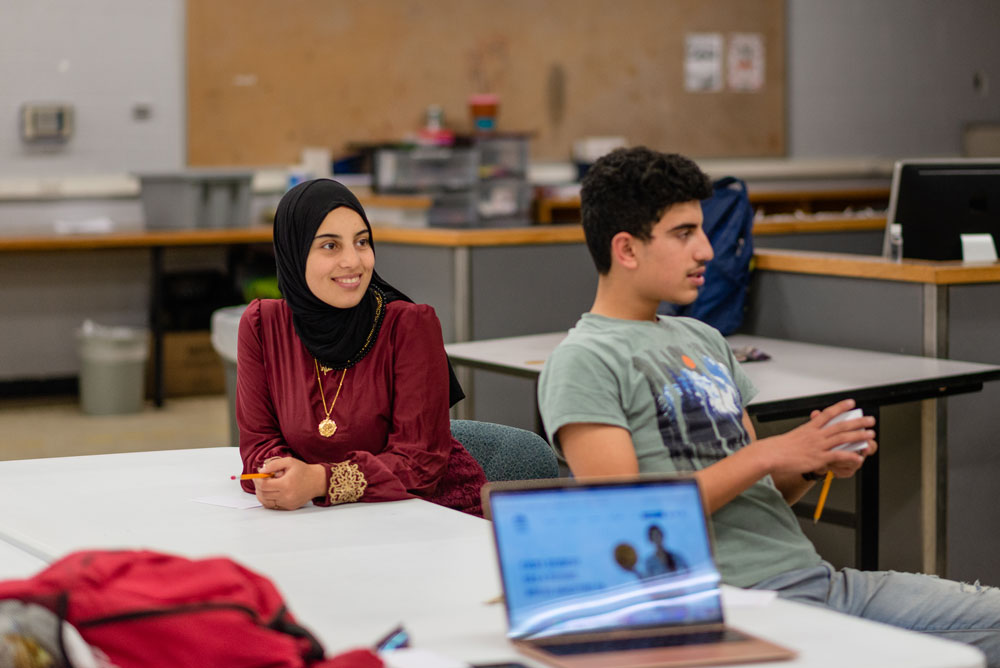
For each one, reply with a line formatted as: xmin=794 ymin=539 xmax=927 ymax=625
xmin=536 ymin=629 xmax=746 ymax=655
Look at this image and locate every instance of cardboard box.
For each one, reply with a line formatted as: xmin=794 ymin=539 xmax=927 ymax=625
xmin=147 ymin=330 xmax=225 ymax=397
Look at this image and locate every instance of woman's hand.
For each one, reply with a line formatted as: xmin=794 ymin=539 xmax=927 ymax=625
xmin=254 ymin=457 xmax=327 ymax=511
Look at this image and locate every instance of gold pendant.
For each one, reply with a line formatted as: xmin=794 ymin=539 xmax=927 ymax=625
xmin=318 ymin=418 xmax=337 ymax=437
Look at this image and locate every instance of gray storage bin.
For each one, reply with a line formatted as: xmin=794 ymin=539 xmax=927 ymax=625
xmin=210 ymin=304 xmax=248 ymax=447
xmin=374 ymin=146 xmax=479 ymax=192
xmin=428 ymin=191 xmax=478 ymax=227
xmin=138 ymin=170 xmax=253 ymax=229
xmin=77 ymin=320 xmax=148 ymax=416
xmin=478 ymin=179 xmax=533 ymax=221
xmin=477 ymin=135 xmax=530 ymax=179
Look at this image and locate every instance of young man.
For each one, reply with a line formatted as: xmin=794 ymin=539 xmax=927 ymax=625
xmin=538 ymin=146 xmax=1000 ymax=664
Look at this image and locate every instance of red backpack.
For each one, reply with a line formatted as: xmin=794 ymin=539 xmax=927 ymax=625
xmin=0 ymin=549 xmax=381 ymax=668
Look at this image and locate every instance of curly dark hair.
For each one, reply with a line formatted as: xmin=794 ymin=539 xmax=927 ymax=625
xmin=580 ymin=147 xmax=712 ymax=274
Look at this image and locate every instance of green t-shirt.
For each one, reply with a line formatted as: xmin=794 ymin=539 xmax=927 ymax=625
xmin=538 ymin=313 xmax=821 ymax=587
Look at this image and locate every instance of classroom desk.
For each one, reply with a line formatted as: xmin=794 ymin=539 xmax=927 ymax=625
xmin=445 ymin=333 xmax=1000 ymax=572
xmin=0 ymin=447 xmax=984 ymax=668
xmin=0 ymin=216 xmax=883 ymax=407
xmin=0 ymin=226 xmax=275 ymax=406
xmin=374 ymin=219 xmax=888 ymax=344
xmin=535 ymin=186 xmax=890 ymax=223
xmin=747 ymin=250 xmax=1000 ymax=582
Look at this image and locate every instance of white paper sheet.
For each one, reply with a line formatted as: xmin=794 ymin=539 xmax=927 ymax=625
xmin=685 ymin=33 xmax=724 ymax=92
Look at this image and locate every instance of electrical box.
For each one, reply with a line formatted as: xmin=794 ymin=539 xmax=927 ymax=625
xmin=21 ymin=103 xmax=74 ymax=142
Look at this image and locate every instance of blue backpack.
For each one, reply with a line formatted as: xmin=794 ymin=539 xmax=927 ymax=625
xmin=661 ymin=176 xmax=755 ymax=335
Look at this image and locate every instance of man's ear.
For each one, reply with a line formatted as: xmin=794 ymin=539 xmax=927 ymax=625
xmin=610 ymin=231 xmax=640 ymax=270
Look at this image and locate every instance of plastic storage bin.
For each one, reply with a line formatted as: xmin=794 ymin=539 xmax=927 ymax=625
xmin=77 ymin=321 xmax=149 ymax=416
xmin=374 ymin=146 xmax=479 ymax=192
xmin=428 ymin=191 xmax=478 ymax=227
xmin=478 ymin=179 xmax=533 ymax=223
xmin=477 ymin=135 xmax=530 ymax=179
xmin=138 ymin=170 xmax=253 ymax=229
xmin=211 ymin=304 xmax=249 ymax=447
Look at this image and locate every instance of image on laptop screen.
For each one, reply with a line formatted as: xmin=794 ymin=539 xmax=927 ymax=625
xmin=489 ymin=478 xmax=722 ymax=640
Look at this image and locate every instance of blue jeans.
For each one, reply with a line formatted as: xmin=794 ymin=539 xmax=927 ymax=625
xmin=753 ymin=561 xmax=1000 ymax=667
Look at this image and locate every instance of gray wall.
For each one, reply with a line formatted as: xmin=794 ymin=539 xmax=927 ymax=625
xmin=0 ymin=0 xmax=184 ymax=178
xmin=788 ymin=0 xmax=1000 ymax=158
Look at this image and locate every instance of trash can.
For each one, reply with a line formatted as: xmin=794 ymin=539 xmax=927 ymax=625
xmin=77 ymin=320 xmax=149 ymax=416
xmin=211 ymin=305 xmax=248 ymax=447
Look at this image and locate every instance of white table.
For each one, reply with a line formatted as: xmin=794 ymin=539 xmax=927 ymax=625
xmin=0 ymin=448 xmax=986 ymax=667
xmin=0 ymin=538 xmax=47 ymax=580
xmin=445 ymin=333 xmax=1000 ymax=573
xmin=445 ymin=333 xmax=1000 ymax=410
xmin=0 ymin=447 xmax=487 ymax=562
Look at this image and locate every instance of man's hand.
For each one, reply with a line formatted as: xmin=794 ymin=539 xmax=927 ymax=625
xmin=761 ymin=399 xmax=876 ymax=478
xmin=803 ymin=406 xmax=878 ymax=479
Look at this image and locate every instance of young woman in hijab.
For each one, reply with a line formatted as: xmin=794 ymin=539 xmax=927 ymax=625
xmin=236 ymin=179 xmax=487 ymax=514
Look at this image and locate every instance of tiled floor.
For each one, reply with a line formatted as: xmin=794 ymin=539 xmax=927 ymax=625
xmin=0 ymin=394 xmax=230 ymax=461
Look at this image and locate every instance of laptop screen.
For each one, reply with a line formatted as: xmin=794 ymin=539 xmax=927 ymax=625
xmin=488 ymin=478 xmax=723 ymax=640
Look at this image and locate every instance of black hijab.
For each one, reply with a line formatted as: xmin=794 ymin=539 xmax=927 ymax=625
xmin=274 ymin=179 xmax=464 ymax=406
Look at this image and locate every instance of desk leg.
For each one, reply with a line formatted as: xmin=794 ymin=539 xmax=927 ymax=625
xmin=922 ymin=283 xmax=949 ymax=577
xmin=451 ymin=247 xmax=472 ymax=420
xmin=921 ymin=397 xmax=948 ymax=576
xmin=856 ymin=405 xmax=880 ymax=570
xmin=150 ymin=247 xmax=164 ymax=408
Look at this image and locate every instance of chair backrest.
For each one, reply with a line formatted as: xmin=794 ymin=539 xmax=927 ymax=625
xmin=450 ymin=419 xmax=560 ymax=482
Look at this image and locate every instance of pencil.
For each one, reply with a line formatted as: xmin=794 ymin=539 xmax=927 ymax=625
xmin=813 ymin=471 xmax=834 ymax=524
xmin=231 ymin=473 xmax=274 ymax=480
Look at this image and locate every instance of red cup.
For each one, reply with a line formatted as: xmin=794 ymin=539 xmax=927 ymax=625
xmin=468 ymin=93 xmax=500 ymax=131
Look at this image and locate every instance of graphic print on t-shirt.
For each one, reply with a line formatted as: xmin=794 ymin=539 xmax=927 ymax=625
xmin=632 ymin=346 xmax=747 ymax=469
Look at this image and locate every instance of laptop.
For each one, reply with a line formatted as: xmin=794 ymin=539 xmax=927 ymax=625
xmin=483 ymin=475 xmax=795 ymax=668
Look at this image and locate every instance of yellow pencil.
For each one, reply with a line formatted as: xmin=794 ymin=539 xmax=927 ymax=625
xmin=231 ymin=472 xmax=274 ymax=480
xmin=813 ymin=471 xmax=834 ymax=524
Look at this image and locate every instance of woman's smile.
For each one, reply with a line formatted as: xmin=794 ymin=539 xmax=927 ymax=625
xmin=305 ymin=207 xmax=375 ymax=308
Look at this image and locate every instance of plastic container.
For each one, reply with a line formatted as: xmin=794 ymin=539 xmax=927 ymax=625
xmin=428 ymin=191 xmax=478 ymax=227
xmin=478 ymin=179 xmax=532 ymax=221
xmin=373 ymin=146 xmax=479 ymax=192
xmin=137 ymin=170 xmax=253 ymax=229
xmin=477 ymin=135 xmax=529 ymax=179
xmin=468 ymin=93 xmax=500 ymax=131
xmin=77 ymin=321 xmax=149 ymax=416
xmin=211 ymin=304 xmax=249 ymax=447
xmin=888 ymin=223 xmax=903 ymax=262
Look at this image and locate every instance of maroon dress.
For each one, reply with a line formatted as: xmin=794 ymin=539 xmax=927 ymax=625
xmin=237 ymin=298 xmax=486 ymax=515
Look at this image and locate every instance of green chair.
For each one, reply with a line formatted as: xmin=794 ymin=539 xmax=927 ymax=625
xmin=450 ymin=419 xmax=560 ymax=482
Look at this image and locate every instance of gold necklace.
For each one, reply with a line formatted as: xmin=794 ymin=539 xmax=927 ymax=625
xmin=314 ymin=359 xmax=347 ymax=437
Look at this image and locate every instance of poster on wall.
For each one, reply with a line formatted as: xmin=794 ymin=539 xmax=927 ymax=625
xmin=727 ymin=33 xmax=765 ymax=92
xmin=684 ymin=33 xmax=724 ymax=92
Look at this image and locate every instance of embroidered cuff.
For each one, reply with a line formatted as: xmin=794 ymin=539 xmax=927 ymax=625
xmin=327 ymin=461 xmax=368 ymax=505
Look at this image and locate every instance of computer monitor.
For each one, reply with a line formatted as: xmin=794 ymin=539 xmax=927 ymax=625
xmin=884 ymin=159 xmax=1000 ymax=261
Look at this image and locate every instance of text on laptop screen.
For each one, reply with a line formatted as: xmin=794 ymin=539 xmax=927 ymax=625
xmin=490 ymin=479 xmax=722 ymax=640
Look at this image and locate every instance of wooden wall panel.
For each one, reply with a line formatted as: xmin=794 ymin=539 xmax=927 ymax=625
xmin=187 ymin=0 xmax=784 ymax=165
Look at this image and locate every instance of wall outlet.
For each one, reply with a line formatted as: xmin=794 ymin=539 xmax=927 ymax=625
xmin=21 ymin=104 xmax=74 ymax=141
